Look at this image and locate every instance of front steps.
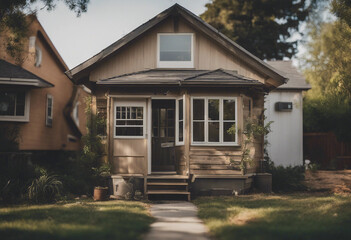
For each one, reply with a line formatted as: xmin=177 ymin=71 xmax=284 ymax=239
xmin=146 ymin=174 xmax=191 ymax=201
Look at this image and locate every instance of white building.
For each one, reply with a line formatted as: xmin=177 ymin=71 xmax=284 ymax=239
xmin=265 ymin=61 xmax=311 ymax=167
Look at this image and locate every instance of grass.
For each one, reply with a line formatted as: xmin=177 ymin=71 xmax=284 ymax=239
xmin=0 ymin=200 xmax=153 ymax=240
xmin=194 ymin=193 xmax=351 ymax=240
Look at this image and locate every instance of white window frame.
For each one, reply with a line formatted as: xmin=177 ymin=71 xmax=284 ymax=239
xmin=114 ymin=100 xmax=146 ymax=139
xmin=191 ymin=97 xmax=238 ymax=146
xmin=46 ymin=94 xmax=53 ymax=127
xmin=72 ymin=101 xmax=80 ymax=127
xmin=157 ymin=33 xmax=194 ymax=68
xmin=0 ymin=91 xmax=30 ymax=122
xmin=175 ymin=95 xmax=185 ymax=146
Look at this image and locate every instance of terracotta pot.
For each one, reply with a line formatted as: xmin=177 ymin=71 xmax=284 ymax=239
xmin=93 ymin=187 xmax=108 ymax=201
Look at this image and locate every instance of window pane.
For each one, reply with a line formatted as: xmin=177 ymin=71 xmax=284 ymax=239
xmin=193 ymin=122 xmax=204 ymax=142
xmin=47 ymin=98 xmax=52 ymax=117
xmin=0 ymin=92 xmax=15 ymax=116
xmin=223 ymin=99 xmax=236 ymax=120
xmin=116 ymin=127 xmax=143 ymax=136
xmin=193 ymin=99 xmax=204 ymax=120
xmin=160 ymin=35 xmax=191 ymax=61
xmin=208 ymin=122 xmax=219 ymax=142
xmin=223 ymin=122 xmax=236 ymax=142
xmin=178 ymin=99 xmax=183 ymax=120
xmin=16 ymin=92 xmax=25 ymax=116
xmin=168 ymin=127 xmax=175 ymax=137
xmin=179 ymin=121 xmax=183 ymax=142
xmin=208 ymin=99 xmax=219 ymax=120
xmin=136 ymin=107 xmax=143 ymax=119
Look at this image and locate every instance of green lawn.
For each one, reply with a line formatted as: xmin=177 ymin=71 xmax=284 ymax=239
xmin=0 ymin=200 xmax=153 ymax=240
xmin=194 ymin=193 xmax=351 ymax=240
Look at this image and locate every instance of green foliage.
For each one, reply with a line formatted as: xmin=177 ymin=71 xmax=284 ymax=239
xmin=302 ymin=20 xmax=351 ymax=141
xmin=28 ymin=169 xmax=62 ymax=203
xmin=201 ymin=0 xmax=319 ymax=60
xmin=266 ymin=162 xmax=306 ymax=192
xmin=0 ymin=153 xmax=35 ymax=204
xmin=0 ymin=124 xmax=20 ymax=152
xmin=229 ymin=117 xmax=272 ymax=173
xmin=331 ymin=0 xmax=351 ymax=27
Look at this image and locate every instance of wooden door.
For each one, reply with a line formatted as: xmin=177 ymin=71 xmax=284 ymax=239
xmin=152 ymin=100 xmax=175 ymax=172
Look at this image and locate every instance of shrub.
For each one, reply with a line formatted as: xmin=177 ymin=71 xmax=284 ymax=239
xmin=266 ymin=162 xmax=307 ymax=192
xmin=28 ymin=170 xmax=62 ymax=204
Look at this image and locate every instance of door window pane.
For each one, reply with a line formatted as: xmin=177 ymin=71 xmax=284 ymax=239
xmin=179 ymin=99 xmax=183 ymax=120
xmin=115 ymin=105 xmax=144 ymax=137
xmin=193 ymin=99 xmax=204 ymax=120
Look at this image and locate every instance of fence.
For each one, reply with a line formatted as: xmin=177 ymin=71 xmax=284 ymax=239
xmin=303 ymin=132 xmax=351 ymax=169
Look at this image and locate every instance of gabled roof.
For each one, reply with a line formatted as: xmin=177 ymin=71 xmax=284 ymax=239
xmin=67 ymin=4 xmax=287 ymax=86
xmin=97 ymin=69 xmax=264 ymax=87
xmin=267 ymin=61 xmax=311 ymax=90
xmin=0 ymin=59 xmax=54 ymax=88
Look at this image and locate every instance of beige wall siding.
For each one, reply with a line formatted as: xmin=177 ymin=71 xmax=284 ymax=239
xmin=89 ymin=18 xmax=266 ymax=83
xmin=0 ymin=20 xmax=85 ymax=151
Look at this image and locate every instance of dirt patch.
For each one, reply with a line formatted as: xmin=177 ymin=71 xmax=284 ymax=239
xmin=304 ymin=170 xmax=351 ymax=194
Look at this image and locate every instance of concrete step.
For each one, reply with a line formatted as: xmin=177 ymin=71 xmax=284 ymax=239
xmin=147 ymin=182 xmax=188 ymax=186
xmin=147 ymin=190 xmax=190 ymax=195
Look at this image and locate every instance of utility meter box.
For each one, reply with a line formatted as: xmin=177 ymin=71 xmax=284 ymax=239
xmin=275 ymin=102 xmax=293 ymax=111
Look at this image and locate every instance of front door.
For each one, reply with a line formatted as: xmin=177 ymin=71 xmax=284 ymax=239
xmin=152 ymin=99 xmax=175 ymax=172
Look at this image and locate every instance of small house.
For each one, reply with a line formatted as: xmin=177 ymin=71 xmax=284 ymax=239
xmin=67 ymin=4 xmax=287 ymax=198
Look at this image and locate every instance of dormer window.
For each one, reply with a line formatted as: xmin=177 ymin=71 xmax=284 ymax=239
xmin=157 ymin=33 xmax=194 ymax=68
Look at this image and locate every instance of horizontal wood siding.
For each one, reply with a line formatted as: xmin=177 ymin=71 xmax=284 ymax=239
xmin=90 ymin=18 xmax=266 ymax=83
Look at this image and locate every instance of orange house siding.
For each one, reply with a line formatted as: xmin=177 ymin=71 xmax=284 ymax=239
xmin=0 ymin=17 xmax=87 ymax=151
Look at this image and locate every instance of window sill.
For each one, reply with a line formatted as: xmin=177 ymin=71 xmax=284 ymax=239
xmin=114 ymin=136 xmax=146 ymax=139
xmin=191 ymin=142 xmax=240 ymax=147
xmin=0 ymin=117 xmax=29 ymax=122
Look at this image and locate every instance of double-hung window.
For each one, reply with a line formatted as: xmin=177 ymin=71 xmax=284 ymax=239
xmin=157 ymin=33 xmax=194 ymax=68
xmin=115 ymin=102 xmax=145 ymax=138
xmin=191 ymin=97 xmax=237 ymax=145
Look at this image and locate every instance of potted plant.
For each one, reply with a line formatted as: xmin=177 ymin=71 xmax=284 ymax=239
xmin=92 ymin=163 xmax=111 ymax=201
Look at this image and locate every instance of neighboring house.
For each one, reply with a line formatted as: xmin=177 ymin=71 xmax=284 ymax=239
xmin=265 ymin=61 xmax=311 ymax=167
xmin=67 ymin=4 xmax=287 ymax=198
xmin=0 ymin=15 xmax=88 ymax=152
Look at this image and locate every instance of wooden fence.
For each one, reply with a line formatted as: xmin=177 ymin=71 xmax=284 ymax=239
xmin=304 ymin=132 xmax=351 ymax=169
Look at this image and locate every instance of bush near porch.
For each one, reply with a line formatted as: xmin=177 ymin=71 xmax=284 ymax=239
xmin=194 ymin=193 xmax=351 ymax=240
xmin=0 ymin=200 xmax=153 ymax=240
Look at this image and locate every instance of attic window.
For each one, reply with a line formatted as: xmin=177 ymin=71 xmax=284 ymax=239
xmin=157 ymin=33 xmax=194 ymax=68
xmin=35 ymin=45 xmax=42 ymax=67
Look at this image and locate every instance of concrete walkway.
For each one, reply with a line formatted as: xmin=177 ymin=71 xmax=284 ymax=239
xmin=144 ymin=201 xmax=210 ymax=240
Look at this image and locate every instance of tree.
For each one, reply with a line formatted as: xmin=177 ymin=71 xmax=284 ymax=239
xmin=331 ymin=0 xmax=351 ymax=27
xmin=302 ymin=20 xmax=351 ymax=141
xmin=0 ymin=0 xmax=89 ymax=63
xmin=200 ymin=0 xmax=318 ymax=60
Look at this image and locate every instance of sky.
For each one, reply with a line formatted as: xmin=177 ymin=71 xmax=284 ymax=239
xmin=36 ymin=0 xmax=210 ymax=69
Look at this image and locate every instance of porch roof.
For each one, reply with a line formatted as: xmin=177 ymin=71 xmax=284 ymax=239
xmin=0 ymin=59 xmax=54 ymax=88
xmin=97 ymin=68 xmax=264 ymax=87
